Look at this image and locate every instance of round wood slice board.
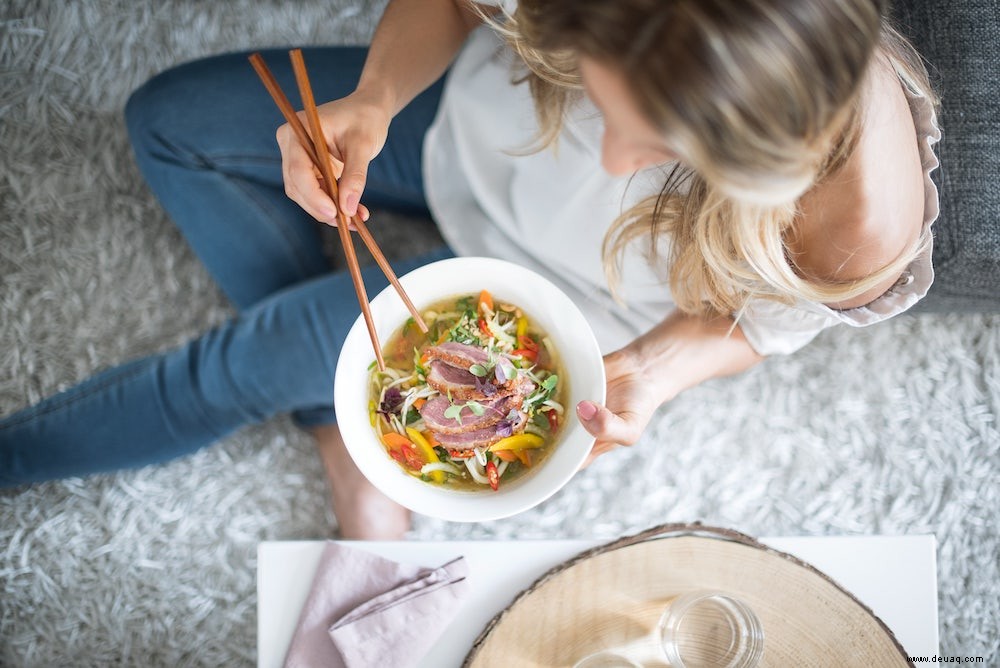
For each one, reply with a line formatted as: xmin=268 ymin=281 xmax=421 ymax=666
xmin=464 ymin=524 xmax=911 ymax=668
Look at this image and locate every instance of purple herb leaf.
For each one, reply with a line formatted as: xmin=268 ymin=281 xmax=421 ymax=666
xmin=474 ymin=375 xmax=498 ymax=397
xmin=378 ymin=386 xmax=404 ymax=415
xmin=495 ymin=420 xmax=513 ymax=438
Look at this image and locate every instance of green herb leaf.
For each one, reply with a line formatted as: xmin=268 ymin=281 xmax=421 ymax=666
xmin=466 ymin=401 xmax=485 ymax=416
xmin=542 ymin=375 xmax=559 ymax=391
xmin=443 ymin=404 xmax=464 ymax=425
xmin=469 ymin=364 xmax=488 ymax=377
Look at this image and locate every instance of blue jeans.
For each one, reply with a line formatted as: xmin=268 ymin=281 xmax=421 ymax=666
xmin=0 ymin=47 xmax=453 ymax=486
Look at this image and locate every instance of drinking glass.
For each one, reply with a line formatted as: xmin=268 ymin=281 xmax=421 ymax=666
xmin=657 ymin=590 xmax=764 ymax=668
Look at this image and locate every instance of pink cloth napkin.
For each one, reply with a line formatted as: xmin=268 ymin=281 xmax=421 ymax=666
xmin=282 ymin=541 xmax=470 ymax=668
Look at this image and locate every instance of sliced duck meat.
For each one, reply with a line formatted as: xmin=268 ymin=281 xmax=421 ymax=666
xmin=425 ymin=344 xmax=524 ymax=389
xmin=424 ymin=342 xmax=490 ymax=368
xmin=419 ymin=393 xmax=524 ymax=435
xmin=434 ymin=411 xmax=528 ymax=449
xmin=426 ymin=360 xmax=536 ymax=402
xmin=425 ymin=361 xmax=481 ymax=401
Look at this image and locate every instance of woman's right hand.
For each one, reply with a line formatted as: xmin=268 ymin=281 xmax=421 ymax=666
xmin=276 ymin=88 xmax=391 ymax=226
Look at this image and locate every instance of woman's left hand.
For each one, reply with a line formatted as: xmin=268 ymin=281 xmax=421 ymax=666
xmin=574 ymin=310 xmax=765 ymax=468
xmin=576 ymin=348 xmax=662 ymax=468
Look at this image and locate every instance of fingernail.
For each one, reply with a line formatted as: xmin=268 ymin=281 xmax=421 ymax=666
xmin=577 ymin=401 xmax=597 ymax=421
xmin=345 ymin=193 xmax=359 ymax=216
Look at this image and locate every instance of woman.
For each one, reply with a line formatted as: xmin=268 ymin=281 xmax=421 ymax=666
xmin=0 ymin=0 xmax=939 ymax=538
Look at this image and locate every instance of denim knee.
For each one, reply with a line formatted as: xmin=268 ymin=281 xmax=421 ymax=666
xmin=124 ymin=65 xmax=199 ymax=168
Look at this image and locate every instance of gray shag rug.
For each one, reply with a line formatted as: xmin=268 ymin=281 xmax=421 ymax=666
xmin=1 ymin=1 xmax=997 ymax=666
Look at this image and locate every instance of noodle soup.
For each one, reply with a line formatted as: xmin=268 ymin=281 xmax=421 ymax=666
xmin=368 ymin=291 xmax=564 ymax=491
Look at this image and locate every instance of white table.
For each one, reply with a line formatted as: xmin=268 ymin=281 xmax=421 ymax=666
xmin=258 ymin=535 xmax=938 ymax=667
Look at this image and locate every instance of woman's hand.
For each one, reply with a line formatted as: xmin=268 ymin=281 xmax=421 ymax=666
xmin=576 ymin=348 xmax=662 ymax=467
xmin=276 ymin=0 xmax=487 ymax=227
xmin=276 ymin=88 xmax=390 ymax=226
xmin=275 ymin=0 xmax=486 ymax=227
xmin=576 ymin=310 xmax=765 ymax=468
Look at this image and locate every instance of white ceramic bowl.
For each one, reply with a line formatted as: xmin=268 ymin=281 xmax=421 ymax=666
xmin=334 ymin=256 xmax=606 ymax=522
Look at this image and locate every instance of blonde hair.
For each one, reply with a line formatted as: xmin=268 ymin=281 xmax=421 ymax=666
xmin=484 ymin=0 xmax=937 ymax=315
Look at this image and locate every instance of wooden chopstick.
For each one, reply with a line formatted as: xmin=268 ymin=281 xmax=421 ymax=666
xmin=289 ymin=58 xmax=428 ymax=337
xmin=249 ymin=51 xmax=431 ymax=371
xmin=285 ymin=49 xmax=385 ymax=372
xmin=248 ymin=52 xmax=321 ymax=169
xmin=250 ymin=53 xmax=430 ymax=333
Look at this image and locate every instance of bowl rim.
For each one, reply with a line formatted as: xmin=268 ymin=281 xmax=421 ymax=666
xmin=333 ymin=256 xmax=606 ymax=522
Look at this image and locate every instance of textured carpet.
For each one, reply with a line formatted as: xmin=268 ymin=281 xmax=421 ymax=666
xmin=1 ymin=1 xmax=997 ymax=666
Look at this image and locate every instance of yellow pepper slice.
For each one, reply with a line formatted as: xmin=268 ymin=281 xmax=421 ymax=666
xmin=406 ymin=427 xmax=445 ymax=483
xmin=488 ymin=433 xmax=545 ymax=452
xmin=516 ymin=316 xmax=528 ymax=339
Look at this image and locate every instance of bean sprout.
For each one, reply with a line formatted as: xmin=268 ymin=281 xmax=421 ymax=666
xmin=542 ymin=399 xmax=564 ymax=413
xmin=464 ymin=458 xmax=490 ymax=484
xmin=421 ymin=461 xmax=462 ymax=476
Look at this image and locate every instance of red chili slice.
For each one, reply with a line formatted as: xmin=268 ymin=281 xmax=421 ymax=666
xmin=511 ymin=348 xmax=538 ymax=362
xmin=546 ymin=411 xmax=559 ymax=432
xmin=517 ymin=335 xmax=539 ymax=352
xmin=400 ymin=443 xmax=424 ymax=471
xmin=486 ymin=461 xmax=500 ymax=491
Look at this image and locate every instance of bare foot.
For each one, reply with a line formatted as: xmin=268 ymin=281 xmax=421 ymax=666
xmin=312 ymin=424 xmax=411 ymax=540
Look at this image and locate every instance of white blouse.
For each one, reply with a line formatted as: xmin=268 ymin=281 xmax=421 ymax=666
xmin=422 ymin=23 xmax=941 ymax=355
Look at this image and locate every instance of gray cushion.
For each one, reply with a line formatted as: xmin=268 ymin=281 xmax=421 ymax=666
xmin=891 ymin=1 xmax=1000 ymax=312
